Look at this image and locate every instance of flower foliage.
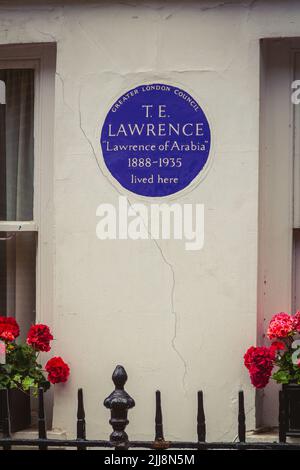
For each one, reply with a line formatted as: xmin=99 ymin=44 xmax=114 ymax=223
xmin=0 ymin=317 xmax=70 ymax=394
xmin=245 ymin=311 xmax=300 ymax=388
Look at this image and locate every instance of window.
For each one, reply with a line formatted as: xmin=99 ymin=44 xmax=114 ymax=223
xmin=259 ymin=38 xmax=300 ymax=428
xmin=0 ymin=45 xmax=56 ymax=425
xmin=0 ymin=68 xmax=36 ymax=339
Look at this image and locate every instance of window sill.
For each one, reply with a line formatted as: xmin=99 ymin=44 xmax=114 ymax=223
xmin=247 ymin=428 xmax=300 ymax=443
xmin=0 ymin=221 xmax=38 ymax=232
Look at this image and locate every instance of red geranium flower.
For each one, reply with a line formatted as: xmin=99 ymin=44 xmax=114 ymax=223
xmin=0 ymin=316 xmax=19 ymax=339
xmin=27 ymin=324 xmax=53 ymax=352
xmin=270 ymin=341 xmax=285 ymax=351
xmin=244 ymin=346 xmax=257 ymax=370
xmin=249 ymin=370 xmax=272 ymax=389
xmin=244 ymin=346 xmax=275 ymax=389
xmin=267 ymin=313 xmax=294 ymax=339
xmin=244 ymin=346 xmax=275 ymax=372
xmin=45 ymin=357 xmax=70 ymax=384
xmin=0 ymin=331 xmax=15 ymax=342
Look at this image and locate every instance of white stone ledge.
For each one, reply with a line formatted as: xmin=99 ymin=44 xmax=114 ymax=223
xmin=247 ymin=428 xmax=300 ymax=444
xmin=9 ymin=428 xmax=67 ymax=450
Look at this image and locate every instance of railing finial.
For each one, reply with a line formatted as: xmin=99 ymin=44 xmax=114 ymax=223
xmin=104 ymin=365 xmax=135 ymax=449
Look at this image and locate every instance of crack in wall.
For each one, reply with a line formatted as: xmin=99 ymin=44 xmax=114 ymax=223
xmin=34 ymin=27 xmax=57 ymax=42
xmin=77 ymin=20 xmax=120 ymax=71
xmin=78 ymin=82 xmax=188 ymax=390
xmin=218 ymin=404 xmax=255 ymax=441
xmin=152 ymin=238 xmax=188 ymax=392
xmin=56 ymin=71 xmax=75 ymax=113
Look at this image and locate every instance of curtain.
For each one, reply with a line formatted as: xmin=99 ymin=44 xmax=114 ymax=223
xmin=0 ymin=69 xmax=34 ymax=221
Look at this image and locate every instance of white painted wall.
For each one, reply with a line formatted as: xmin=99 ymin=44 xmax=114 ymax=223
xmin=1 ymin=0 xmax=300 ymax=440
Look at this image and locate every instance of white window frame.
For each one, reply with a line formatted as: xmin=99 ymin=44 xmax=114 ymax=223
xmin=0 ymin=43 xmax=56 ymax=328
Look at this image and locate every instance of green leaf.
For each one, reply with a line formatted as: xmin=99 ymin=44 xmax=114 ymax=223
xmin=12 ymin=373 xmax=22 ymax=384
xmin=0 ymin=376 xmax=10 ymax=388
xmin=272 ymin=370 xmax=292 ymax=384
xmin=2 ymin=364 xmax=12 ymax=374
xmin=21 ymin=376 xmax=35 ymax=391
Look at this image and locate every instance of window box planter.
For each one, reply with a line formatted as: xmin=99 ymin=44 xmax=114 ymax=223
xmin=282 ymin=383 xmax=300 ymax=437
xmin=0 ymin=388 xmax=31 ymax=433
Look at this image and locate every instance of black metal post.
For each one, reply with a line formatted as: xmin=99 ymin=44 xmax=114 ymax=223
xmin=77 ymin=388 xmax=86 ymax=450
xmin=197 ymin=390 xmax=206 ymax=442
xmin=279 ymin=390 xmax=286 ymax=443
xmin=238 ymin=391 xmax=246 ymax=443
xmin=153 ymin=390 xmax=169 ymax=449
xmin=38 ymin=387 xmax=47 ymax=450
xmin=154 ymin=390 xmax=164 ymax=441
xmin=2 ymin=389 xmax=11 ymax=450
xmin=104 ymin=365 xmax=135 ymax=450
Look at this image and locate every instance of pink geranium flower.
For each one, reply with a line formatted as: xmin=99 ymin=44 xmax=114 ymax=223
xmin=267 ymin=313 xmax=294 ymax=339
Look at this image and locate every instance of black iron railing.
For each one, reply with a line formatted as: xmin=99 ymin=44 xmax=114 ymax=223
xmin=0 ymin=364 xmax=298 ymax=450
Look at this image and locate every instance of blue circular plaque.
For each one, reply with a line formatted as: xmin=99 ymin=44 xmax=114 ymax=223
xmin=101 ymin=83 xmax=211 ymax=197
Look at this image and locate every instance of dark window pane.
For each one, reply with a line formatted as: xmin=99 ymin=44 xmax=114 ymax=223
xmin=0 ymin=232 xmax=36 ymax=339
xmin=0 ymin=69 xmax=34 ymax=221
